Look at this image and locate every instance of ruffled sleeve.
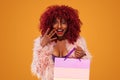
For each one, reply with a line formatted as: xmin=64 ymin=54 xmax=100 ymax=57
xmin=75 ymin=37 xmax=92 ymax=59
xmin=31 ymin=36 xmax=54 ymax=79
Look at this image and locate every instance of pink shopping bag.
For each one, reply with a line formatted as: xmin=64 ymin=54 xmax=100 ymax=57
xmin=54 ymin=58 xmax=91 ymax=80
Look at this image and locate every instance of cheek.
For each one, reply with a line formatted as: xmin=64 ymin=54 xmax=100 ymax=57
xmin=62 ymin=25 xmax=67 ymax=30
xmin=53 ymin=24 xmax=57 ymax=29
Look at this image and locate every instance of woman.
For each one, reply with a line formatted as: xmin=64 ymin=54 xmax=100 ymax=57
xmin=31 ymin=5 xmax=92 ymax=80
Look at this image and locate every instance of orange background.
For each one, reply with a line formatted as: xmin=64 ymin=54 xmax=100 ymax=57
xmin=0 ymin=0 xmax=120 ymax=80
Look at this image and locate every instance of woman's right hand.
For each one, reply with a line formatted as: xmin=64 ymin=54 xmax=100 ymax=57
xmin=40 ymin=28 xmax=57 ymax=47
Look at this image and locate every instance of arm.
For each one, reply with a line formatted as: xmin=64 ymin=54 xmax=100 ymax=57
xmin=75 ymin=37 xmax=92 ymax=59
xmin=31 ymin=37 xmax=52 ymax=79
xmin=31 ymin=28 xmax=56 ymax=79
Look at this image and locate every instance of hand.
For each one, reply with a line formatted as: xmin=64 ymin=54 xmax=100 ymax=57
xmin=40 ymin=28 xmax=57 ymax=47
xmin=75 ymin=46 xmax=86 ymax=58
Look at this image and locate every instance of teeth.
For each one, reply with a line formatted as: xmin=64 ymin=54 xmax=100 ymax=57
xmin=57 ymin=29 xmax=63 ymax=31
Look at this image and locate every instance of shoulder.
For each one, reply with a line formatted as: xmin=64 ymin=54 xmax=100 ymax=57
xmin=75 ymin=36 xmax=86 ymax=46
xmin=34 ymin=36 xmax=41 ymax=42
xmin=33 ymin=36 xmax=42 ymax=44
xmin=77 ymin=36 xmax=92 ymax=59
xmin=33 ymin=36 xmax=43 ymax=49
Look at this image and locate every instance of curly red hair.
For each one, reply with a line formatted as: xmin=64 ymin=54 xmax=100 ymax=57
xmin=39 ymin=5 xmax=82 ymax=44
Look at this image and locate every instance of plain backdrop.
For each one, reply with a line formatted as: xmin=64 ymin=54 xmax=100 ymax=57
xmin=0 ymin=0 xmax=120 ymax=80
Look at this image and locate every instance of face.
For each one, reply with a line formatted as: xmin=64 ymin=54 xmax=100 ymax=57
xmin=53 ymin=18 xmax=67 ymax=37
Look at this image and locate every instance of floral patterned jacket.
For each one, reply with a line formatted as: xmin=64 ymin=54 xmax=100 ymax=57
xmin=31 ymin=36 xmax=92 ymax=80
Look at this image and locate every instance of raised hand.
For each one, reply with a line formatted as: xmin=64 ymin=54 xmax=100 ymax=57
xmin=40 ymin=28 xmax=57 ymax=47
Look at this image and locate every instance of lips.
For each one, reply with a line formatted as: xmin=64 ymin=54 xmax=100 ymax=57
xmin=57 ymin=29 xmax=63 ymax=32
xmin=56 ymin=29 xmax=64 ymax=35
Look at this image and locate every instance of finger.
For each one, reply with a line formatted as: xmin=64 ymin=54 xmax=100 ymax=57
xmin=75 ymin=53 xmax=81 ymax=58
xmin=75 ymin=51 xmax=86 ymax=56
xmin=49 ymin=30 xmax=56 ymax=38
xmin=75 ymin=49 xmax=83 ymax=52
xmin=75 ymin=55 xmax=79 ymax=58
xmin=75 ymin=52 xmax=86 ymax=58
xmin=50 ymin=37 xmax=57 ymax=41
xmin=76 ymin=53 xmax=85 ymax=57
xmin=48 ymin=29 xmax=55 ymax=36
xmin=75 ymin=49 xmax=84 ymax=52
xmin=75 ymin=51 xmax=81 ymax=54
xmin=75 ymin=50 xmax=84 ymax=53
xmin=76 ymin=46 xmax=83 ymax=50
xmin=75 ymin=47 xmax=83 ymax=52
xmin=75 ymin=51 xmax=80 ymax=56
xmin=44 ymin=28 xmax=50 ymax=36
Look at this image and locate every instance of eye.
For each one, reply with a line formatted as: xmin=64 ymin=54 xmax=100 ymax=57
xmin=53 ymin=20 xmax=58 ymax=26
xmin=61 ymin=19 xmax=67 ymax=24
xmin=62 ymin=21 xmax=66 ymax=24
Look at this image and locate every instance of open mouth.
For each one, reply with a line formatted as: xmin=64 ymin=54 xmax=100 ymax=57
xmin=56 ymin=29 xmax=64 ymax=34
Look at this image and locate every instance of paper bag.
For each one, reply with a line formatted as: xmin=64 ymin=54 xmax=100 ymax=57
xmin=54 ymin=58 xmax=90 ymax=80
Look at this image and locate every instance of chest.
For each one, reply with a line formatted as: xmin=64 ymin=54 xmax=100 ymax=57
xmin=53 ymin=41 xmax=68 ymax=57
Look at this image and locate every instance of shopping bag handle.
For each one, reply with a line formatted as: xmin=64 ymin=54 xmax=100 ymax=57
xmin=64 ymin=47 xmax=81 ymax=61
xmin=64 ymin=48 xmax=76 ymax=61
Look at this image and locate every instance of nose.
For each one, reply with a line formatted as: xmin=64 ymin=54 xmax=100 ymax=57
xmin=58 ymin=23 xmax=61 ymax=28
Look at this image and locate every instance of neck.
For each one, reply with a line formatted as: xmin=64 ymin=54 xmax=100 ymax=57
xmin=57 ymin=36 xmax=64 ymax=41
